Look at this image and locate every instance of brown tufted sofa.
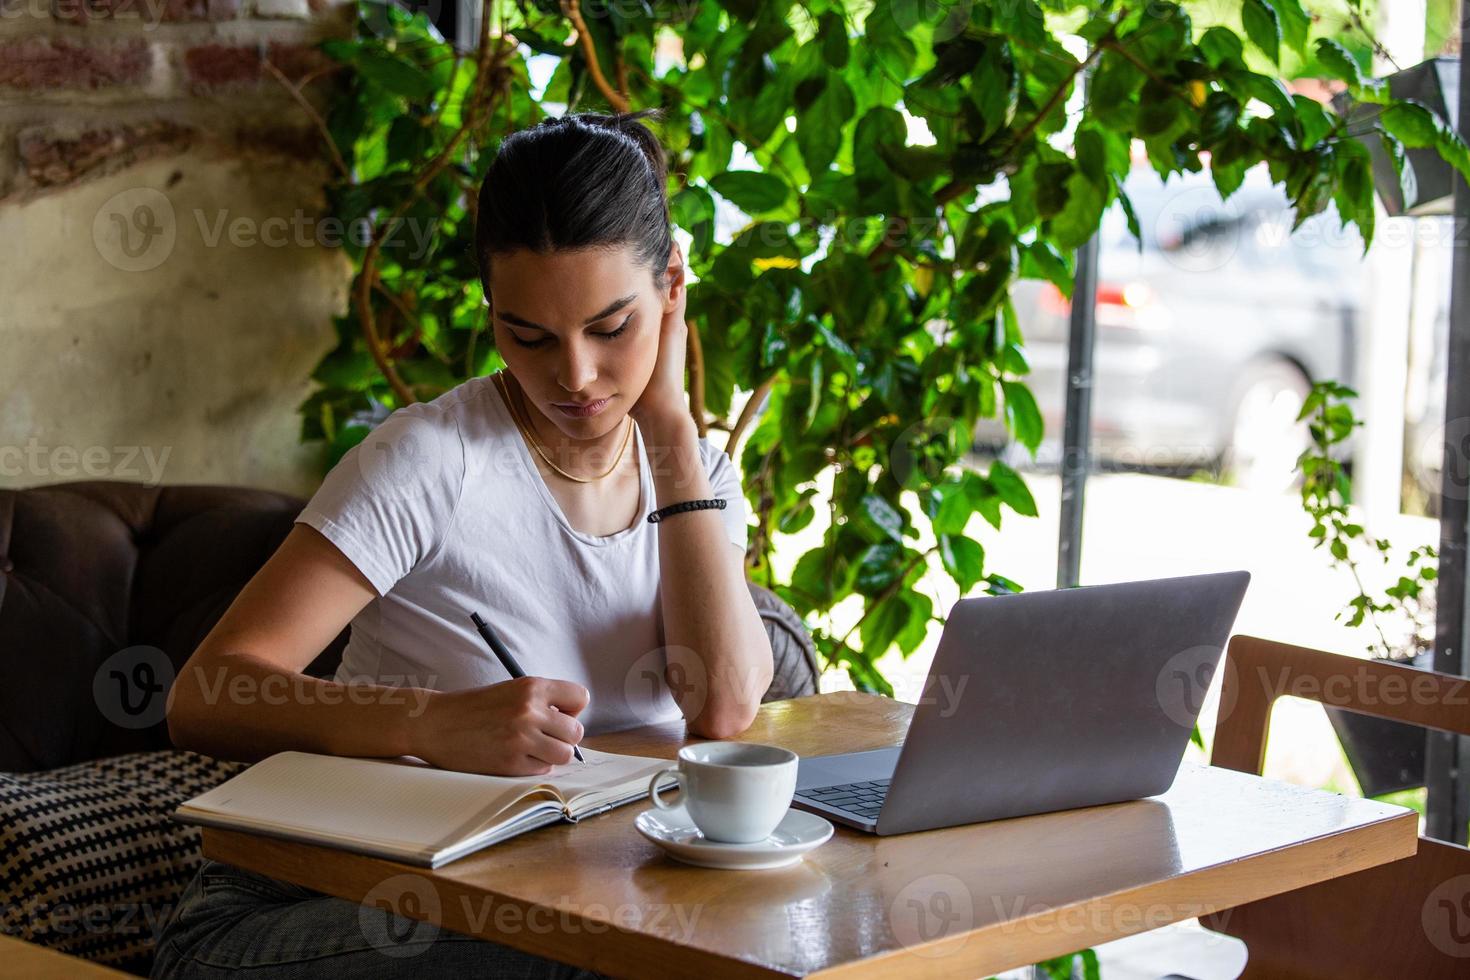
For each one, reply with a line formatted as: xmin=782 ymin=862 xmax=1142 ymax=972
xmin=0 ymin=480 xmax=819 ymax=973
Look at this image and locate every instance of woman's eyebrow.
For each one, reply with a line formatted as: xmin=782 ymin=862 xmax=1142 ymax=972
xmin=497 ymin=293 xmax=638 ymax=332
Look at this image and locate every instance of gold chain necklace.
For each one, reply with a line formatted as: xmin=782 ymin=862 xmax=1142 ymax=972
xmin=493 ymin=372 xmax=633 ymax=484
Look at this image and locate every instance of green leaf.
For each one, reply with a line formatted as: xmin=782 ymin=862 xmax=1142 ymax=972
xmin=818 ymin=11 xmax=849 ymax=69
xmin=709 ymin=171 xmax=791 ymax=213
xmin=931 ymin=480 xmax=974 ymax=536
xmin=1293 ymin=96 xmax=1333 ymax=150
xmin=797 ymin=76 xmax=855 ymax=176
xmin=1382 ymin=100 xmax=1470 ymax=188
xmin=1001 ymin=381 xmax=1045 ymax=452
xmin=988 ymin=460 xmax=1039 ymax=517
xmin=1380 ymin=101 xmax=1438 ymax=147
xmin=1137 ymin=82 xmax=1182 ymax=138
xmin=1212 ymin=156 xmax=1247 ymax=200
xmin=1018 ymin=241 xmax=1073 ymax=295
xmin=1050 ymin=172 xmax=1106 ymax=251
xmin=1199 ymin=92 xmax=1241 ymax=147
xmin=1114 ymin=179 xmax=1142 ymax=245
xmin=940 ymin=533 xmax=986 ymax=593
xmin=1380 ymin=132 xmax=1419 ymax=210
xmin=1273 ymin=0 xmax=1310 ymax=57
xmin=1333 ymin=139 xmax=1375 ymax=251
xmin=866 ymin=0 xmax=917 ymax=82
xmin=1226 ymin=71 xmax=1295 ymax=118
xmin=861 ymin=493 xmax=906 ymax=543
xmin=896 ymin=591 xmax=932 ymax=656
xmin=778 ymin=492 xmax=817 ymax=534
xmin=852 ymin=106 xmax=907 ymax=211
xmin=804 ymin=353 xmax=825 ymax=432
xmin=671 ymin=185 xmax=716 ymax=252
xmin=1243 ymin=0 xmax=1282 ymax=65
xmin=861 ymin=594 xmax=911 ymax=657
xmin=1199 ymin=27 xmax=1245 ymax=70
xmin=349 ymin=48 xmax=437 ymax=100
xmin=855 ymin=541 xmax=904 ymax=593
xmin=1314 ymin=38 xmax=1363 ymax=87
xmin=969 ymin=39 xmax=1018 ymax=140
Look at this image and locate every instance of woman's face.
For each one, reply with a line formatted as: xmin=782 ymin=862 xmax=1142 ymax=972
xmin=488 ymin=244 xmax=676 ymax=442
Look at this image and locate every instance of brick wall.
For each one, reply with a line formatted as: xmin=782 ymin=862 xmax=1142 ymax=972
xmin=0 ymin=0 xmax=348 ymax=199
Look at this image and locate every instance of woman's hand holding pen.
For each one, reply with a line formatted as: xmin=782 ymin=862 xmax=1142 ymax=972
xmin=411 ymin=677 xmax=589 ymax=776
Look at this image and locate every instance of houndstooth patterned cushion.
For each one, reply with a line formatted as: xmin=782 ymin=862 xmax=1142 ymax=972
xmin=0 ymin=750 xmax=248 ymax=974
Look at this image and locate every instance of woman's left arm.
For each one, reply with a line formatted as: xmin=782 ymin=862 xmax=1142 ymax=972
xmin=631 ymin=250 xmax=774 ymax=739
xmin=640 ymin=418 xmax=774 ymax=738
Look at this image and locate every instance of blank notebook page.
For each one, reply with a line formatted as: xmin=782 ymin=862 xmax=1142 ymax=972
xmin=180 ymin=752 xmax=548 ymax=848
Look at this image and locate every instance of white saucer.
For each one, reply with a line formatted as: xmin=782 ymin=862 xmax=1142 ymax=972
xmin=634 ymin=804 xmax=834 ymax=870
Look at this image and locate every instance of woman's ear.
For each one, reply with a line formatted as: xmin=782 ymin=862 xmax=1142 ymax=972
xmin=661 ymin=242 xmax=685 ymax=313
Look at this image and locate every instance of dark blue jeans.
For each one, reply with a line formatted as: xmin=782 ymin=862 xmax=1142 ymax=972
xmin=151 ymin=860 xmax=607 ymax=979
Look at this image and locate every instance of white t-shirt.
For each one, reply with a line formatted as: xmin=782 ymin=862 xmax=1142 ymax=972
xmin=294 ymin=372 xmax=749 ymax=735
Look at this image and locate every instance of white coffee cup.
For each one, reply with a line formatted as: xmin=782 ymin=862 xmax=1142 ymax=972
xmin=648 ymin=742 xmax=799 ymax=844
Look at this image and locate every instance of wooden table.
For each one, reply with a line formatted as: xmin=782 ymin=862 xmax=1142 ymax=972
xmin=202 ymin=693 xmax=1418 ymax=978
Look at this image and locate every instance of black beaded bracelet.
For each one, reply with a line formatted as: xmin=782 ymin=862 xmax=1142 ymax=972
xmin=647 ymin=498 xmax=727 ymax=524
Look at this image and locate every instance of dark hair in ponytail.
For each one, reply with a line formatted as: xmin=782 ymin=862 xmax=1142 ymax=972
xmin=475 ymin=109 xmax=673 ymax=294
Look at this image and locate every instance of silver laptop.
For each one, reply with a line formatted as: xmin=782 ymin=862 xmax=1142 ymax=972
xmin=792 ymin=570 xmax=1250 ymax=835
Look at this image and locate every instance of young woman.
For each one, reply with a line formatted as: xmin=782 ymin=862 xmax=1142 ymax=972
xmin=152 ymin=110 xmax=775 ymax=979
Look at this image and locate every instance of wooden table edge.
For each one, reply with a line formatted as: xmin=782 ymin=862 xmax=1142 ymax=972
xmin=201 ymin=826 xmax=794 ymax=980
xmin=800 ymin=806 xmax=1420 ymax=979
xmin=202 ymin=803 xmax=1418 ymax=980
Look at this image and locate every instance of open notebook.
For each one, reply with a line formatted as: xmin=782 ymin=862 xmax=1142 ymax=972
xmin=173 ymin=747 xmax=676 ymax=868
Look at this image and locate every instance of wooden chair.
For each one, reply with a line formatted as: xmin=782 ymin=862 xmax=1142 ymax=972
xmin=1202 ymin=634 xmax=1470 ymax=979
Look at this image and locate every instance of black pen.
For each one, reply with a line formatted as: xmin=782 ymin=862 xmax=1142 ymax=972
xmin=470 ymin=611 xmax=584 ymax=763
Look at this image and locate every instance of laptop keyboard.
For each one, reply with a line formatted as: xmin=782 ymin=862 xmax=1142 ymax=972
xmin=796 ymin=778 xmax=891 ymax=821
